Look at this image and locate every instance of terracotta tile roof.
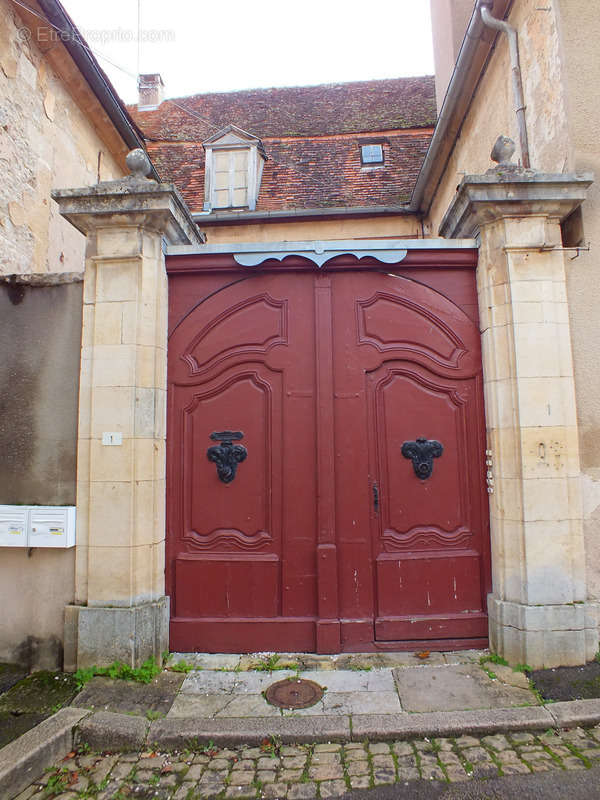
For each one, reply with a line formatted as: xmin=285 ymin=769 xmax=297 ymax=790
xmin=146 ymin=133 xmax=432 ymax=213
xmin=129 ymin=77 xmax=436 ymax=140
xmin=131 ymin=77 xmax=436 ymax=212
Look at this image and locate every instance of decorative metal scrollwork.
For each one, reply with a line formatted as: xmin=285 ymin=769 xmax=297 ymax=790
xmin=207 ymin=431 xmax=247 ymax=483
xmin=401 ymin=437 xmax=443 ymax=480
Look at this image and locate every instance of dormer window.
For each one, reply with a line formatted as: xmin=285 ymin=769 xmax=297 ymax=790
xmin=203 ymin=125 xmax=266 ymax=211
xmin=213 ymin=149 xmax=249 ymax=208
xmin=360 ymin=144 xmax=384 ymax=165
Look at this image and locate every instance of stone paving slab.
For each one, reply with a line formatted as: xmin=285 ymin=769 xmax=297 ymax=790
xmin=167 ymin=653 xmax=242 ymax=670
xmin=320 ymin=691 xmax=401 ymax=716
xmin=168 ymin=649 xmax=488 ymax=673
xmin=393 ymin=663 xmax=537 ymax=712
xmin=71 ymin=672 xmax=185 ymax=715
xmin=171 ymin=687 xmax=401 ymax=720
xmin=168 ymin=694 xmax=240 ymax=719
xmin=299 ymin=669 xmax=395 ymax=692
xmin=173 ymin=669 xmax=403 ymax=719
xmin=179 ymin=670 xmax=246 ymax=694
xmin=214 ymin=696 xmax=284 ymax=718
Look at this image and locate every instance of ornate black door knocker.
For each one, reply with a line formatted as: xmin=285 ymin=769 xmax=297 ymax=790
xmin=401 ymin=437 xmax=443 ymax=480
xmin=207 ymin=431 xmax=247 ymax=483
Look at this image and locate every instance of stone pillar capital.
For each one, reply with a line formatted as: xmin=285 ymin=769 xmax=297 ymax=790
xmin=439 ymin=172 xmax=593 ymax=239
xmin=52 ymin=177 xmax=204 ymax=246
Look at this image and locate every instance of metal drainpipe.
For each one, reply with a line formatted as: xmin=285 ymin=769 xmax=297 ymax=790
xmin=479 ymin=0 xmax=531 ymax=168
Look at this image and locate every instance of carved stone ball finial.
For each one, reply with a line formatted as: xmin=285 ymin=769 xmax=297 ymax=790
xmin=491 ymin=135 xmax=516 ymax=166
xmin=125 ymin=148 xmax=152 ymax=179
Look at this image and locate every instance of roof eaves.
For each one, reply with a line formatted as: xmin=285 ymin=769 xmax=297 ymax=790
xmin=410 ymin=0 xmax=511 ymax=214
xmin=193 ymin=204 xmax=414 ymax=226
xmin=35 ymin=0 xmax=160 ymax=180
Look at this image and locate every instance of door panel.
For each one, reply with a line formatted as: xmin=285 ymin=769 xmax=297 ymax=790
xmin=167 ymin=273 xmax=317 ymax=652
xmin=183 ymin=366 xmax=282 ymax=554
xmin=332 ymin=272 xmax=489 ymax=645
xmin=370 ymin=366 xmax=473 ymax=544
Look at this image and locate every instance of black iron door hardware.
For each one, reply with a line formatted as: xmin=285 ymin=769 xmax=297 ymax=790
xmin=207 ymin=431 xmax=247 ymax=483
xmin=373 ymin=482 xmax=379 ymax=513
xmin=401 ymin=437 xmax=443 ymax=480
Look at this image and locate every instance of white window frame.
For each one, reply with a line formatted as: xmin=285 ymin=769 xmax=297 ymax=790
xmin=204 ymin=140 xmax=264 ymax=211
xmin=360 ymin=143 xmax=384 ymax=165
xmin=210 ymin=147 xmax=250 ymax=209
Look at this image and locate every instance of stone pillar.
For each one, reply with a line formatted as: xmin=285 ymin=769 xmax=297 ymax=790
xmin=53 ymin=152 xmax=204 ymax=668
xmin=440 ymin=171 xmax=598 ymax=668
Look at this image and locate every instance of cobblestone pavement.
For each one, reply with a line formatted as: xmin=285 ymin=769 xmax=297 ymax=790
xmin=13 ymin=725 xmax=600 ymax=800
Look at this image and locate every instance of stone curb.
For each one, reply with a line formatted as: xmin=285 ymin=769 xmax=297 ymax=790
xmin=147 ymin=717 xmax=352 ymax=749
xmin=548 ymin=698 xmax=600 ymax=728
xmin=75 ymin=711 xmax=150 ymax=753
xmin=70 ymin=700 xmax=600 ymax=752
xmin=0 ymin=708 xmax=90 ymax=800
xmin=350 ymin=706 xmax=556 ymax=740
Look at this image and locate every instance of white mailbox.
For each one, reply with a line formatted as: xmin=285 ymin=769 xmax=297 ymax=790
xmin=29 ymin=507 xmax=76 ymax=548
xmin=0 ymin=505 xmax=76 ymax=548
xmin=0 ymin=506 xmax=28 ymax=547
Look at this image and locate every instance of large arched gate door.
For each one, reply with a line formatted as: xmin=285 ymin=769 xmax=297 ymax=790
xmin=166 ymin=247 xmax=491 ymax=653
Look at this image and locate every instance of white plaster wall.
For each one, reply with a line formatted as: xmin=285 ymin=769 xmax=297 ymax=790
xmin=202 ymin=214 xmax=422 ymax=244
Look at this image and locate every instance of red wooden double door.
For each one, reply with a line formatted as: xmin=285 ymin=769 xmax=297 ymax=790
xmin=166 ymin=252 xmax=490 ymax=653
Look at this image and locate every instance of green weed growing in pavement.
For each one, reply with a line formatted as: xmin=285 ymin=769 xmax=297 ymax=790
xmin=199 ymin=739 xmax=218 ymax=756
xmin=74 ymin=657 xmax=161 ymax=690
xmin=595 ymin=650 xmax=600 ymax=664
xmin=145 ymin=709 xmax=165 ymax=721
xmin=481 ymin=665 xmax=498 ymax=681
xmin=43 ymin=766 xmax=70 ymax=797
xmin=480 ymin=653 xmax=509 ymax=667
xmin=254 ymin=654 xmax=284 ymax=671
xmin=529 ymin=681 xmax=548 ymax=705
xmin=170 ymin=659 xmax=195 ymax=673
xmin=514 ymin=663 xmax=532 ymax=673
xmin=216 ymin=662 xmax=242 ymax=672
xmin=348 ymin=664 xmax=373 ymax=671
xmin=260 ymin=734 xmax=282 ymax=756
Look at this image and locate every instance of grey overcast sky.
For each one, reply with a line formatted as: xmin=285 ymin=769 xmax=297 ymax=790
xmin=59 ymin=0 xmax=435 ymax=104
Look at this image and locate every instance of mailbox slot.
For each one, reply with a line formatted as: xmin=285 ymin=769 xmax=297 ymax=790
xmin=0 ymin=506 xmax=28 ymax=547
xmin=0 ymin=506 xmax=76 ymax=548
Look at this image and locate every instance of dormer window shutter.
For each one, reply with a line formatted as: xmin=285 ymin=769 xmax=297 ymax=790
xmin=213 ymin=149 xmax=249 ymax=208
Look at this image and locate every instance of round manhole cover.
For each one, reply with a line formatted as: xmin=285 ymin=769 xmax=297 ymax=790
xmin=264 ymin=678 xmax=324 ymax=709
